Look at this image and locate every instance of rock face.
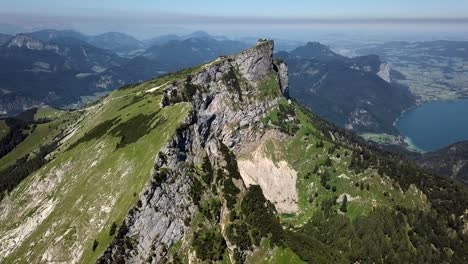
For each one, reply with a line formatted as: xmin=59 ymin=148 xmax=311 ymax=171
xmin=377 ymin=63 xmax=391 ymax=83
xmin=276 ymin=61 xmax=289 ymax=98
xmin=6 ymin=34 xmax=56 ymax=51
xmin=98 ymin=40 xmax=288 ymax=263
xmin=237 ymin=134 xmax=298 ymax=214
xmin=6 ymin=34 xmax=35 ymax=48
xmin=232 ymin=41 xmax=273 ymax=83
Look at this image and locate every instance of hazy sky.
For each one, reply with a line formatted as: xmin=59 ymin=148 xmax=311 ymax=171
xmin=3 ymin=0 xmax=468 ymax=17
xmin=1 ymin=0 xmax=468 ymax=39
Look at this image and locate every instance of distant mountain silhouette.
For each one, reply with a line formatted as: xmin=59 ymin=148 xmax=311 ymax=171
xmin=0 ymin=30 xmax=249 ymax=116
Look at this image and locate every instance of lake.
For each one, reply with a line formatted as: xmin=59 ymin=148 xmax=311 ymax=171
xmin=397 ymin=99 xmax=468 ymax=152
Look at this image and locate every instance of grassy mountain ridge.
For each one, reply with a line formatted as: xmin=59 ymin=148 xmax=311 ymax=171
xmin=0 ymin=41 xmax=467 ymax=263
xmin=0 ymin=74 xmax=192 ymax=262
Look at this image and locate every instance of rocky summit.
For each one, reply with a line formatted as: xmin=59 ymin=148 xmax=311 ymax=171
xmin=1 ymin=40 xmax=468 ymax=264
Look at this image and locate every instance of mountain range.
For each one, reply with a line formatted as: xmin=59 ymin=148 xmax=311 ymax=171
xmin=144 ymin=37 xmax=249 ymax=71
xmin=144 ymin=30 xmax=230 ymax=47
xmin=0 ymin=30 xmax=249 ymax=116
xmin=277 ymin=42 xmax=415 ymax=135
xmin=0 ymin=40 xmax=467 ymax=263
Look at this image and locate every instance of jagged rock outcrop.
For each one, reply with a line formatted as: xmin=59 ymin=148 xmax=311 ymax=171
xmin=6 ymin=34 xmax=60 ymax=52
xmin=98 ymin=40 xmax=287 ymax=263
xmin=377 ymin=63 xmax=391 ymax=83
xmin=275 ymin=61 xmax=289 ymax=98
xmin=231 ymin=41 xmax=273 ymax=83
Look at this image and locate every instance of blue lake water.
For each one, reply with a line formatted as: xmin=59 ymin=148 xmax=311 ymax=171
xmin=397 ymin=99 xmax=468 ymax=152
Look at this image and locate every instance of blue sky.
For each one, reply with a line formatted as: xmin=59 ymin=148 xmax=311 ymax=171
xmin=1 ymin=0 xmax=468 ymax=38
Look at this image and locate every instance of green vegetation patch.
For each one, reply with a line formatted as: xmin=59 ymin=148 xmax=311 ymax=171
xmin=225 ymin=185 xmax=286 ymax=263
xmin=240 ymin=185 xmax=284 ymax=245
xmin=68 ymin=118 xmax=118 ymax=150
xmin=219 ymin=142 xmax=242 ymax=180
xmin=0 ymin=139 xmax=59 ymax=200
xmin=0 ymin=113 xmax=75 ymax=172
xmin=0 ymin=118 xmax=31 ymax=160
xmin=259 ymin=73 xmax=282 ymax=99
xmin=247 ymin=238 xmax=305 ymax=264
xmin=109 ymin=113 xmax=163 ymax=149
xmin=192 ymin=227 xmax=227 ymax=261
xmin=263 ymin=99 xmax=299 ymax=135
xmin=286 ymin=206 xmax=468 ymax=263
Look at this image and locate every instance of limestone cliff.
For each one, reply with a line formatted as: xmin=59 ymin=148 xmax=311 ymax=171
xmin=98 ymin=40 xmax=289 ymax=263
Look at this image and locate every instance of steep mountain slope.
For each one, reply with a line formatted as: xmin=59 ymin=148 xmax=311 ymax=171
xmin=0 ymin=74 xmax=191 ymax=263
xmin=0 ymin=41 xmax=467 ymax=264
xmin=417 ymin=141 xmax=468 ymax=184
xmin=278 ymin=42 xmax=415 ymax=135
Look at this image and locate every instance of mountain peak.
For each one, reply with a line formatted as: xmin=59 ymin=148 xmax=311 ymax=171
xmin=5 ymin=34 xmax=44 ymax=49
xmin=161 ymin=39 xmax=286 ymax=105
xmin=290 ymin=41 xmax=341 ymax=60
xmin=186 ymin=30 xmax=211 ymax=38
xmin=229 ymin=39 xmax=275 ymax=83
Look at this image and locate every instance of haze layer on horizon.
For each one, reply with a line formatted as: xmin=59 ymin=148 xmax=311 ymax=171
xmin=1 ymin=0 xmax=468 ymax=40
